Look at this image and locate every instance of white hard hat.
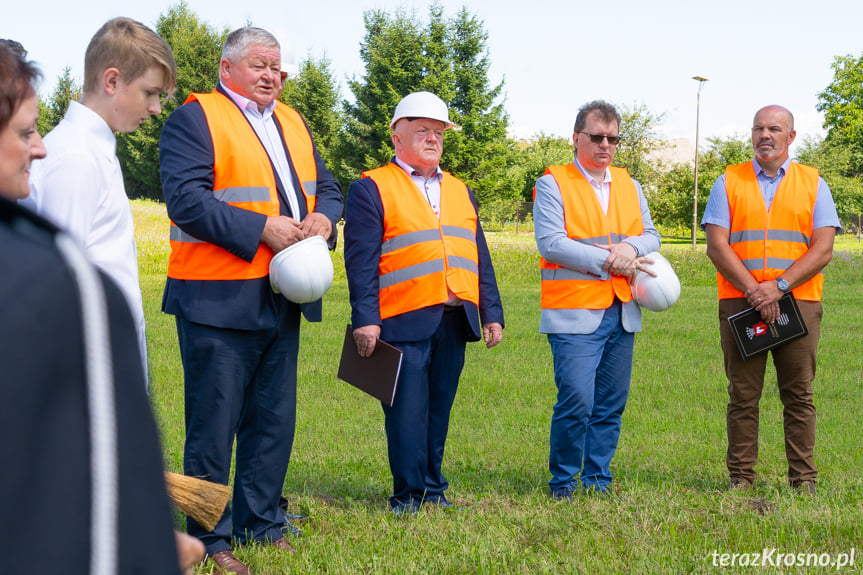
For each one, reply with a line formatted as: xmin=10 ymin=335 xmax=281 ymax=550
xmin=269 ymin=235 xmax=334 ymax=304
xmin=389 ymin=91 xmax=455 ymax=130
xmin=630 ymin=251 xmax=681 ymax=312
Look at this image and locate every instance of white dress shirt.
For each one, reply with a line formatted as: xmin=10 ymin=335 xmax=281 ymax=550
xmin=24 ymin=101 xmax=149 ymax=384
xmin=220 ymin=82 xmax=301 ymax=219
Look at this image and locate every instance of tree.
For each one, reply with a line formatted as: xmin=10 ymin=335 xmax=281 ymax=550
xmin=116 ymin=1 xmax=227 ymax=199
xmin=341 ymin=3 xmax=511 ymax=204
xmin=438 ymin=7 xmax=511 ymax=206
xmin=339 ymin=7 xmax=427 ymax=183
xmin=816 ymin=53 xmax=863 ymax=176
xmin=814 ymin=52 xmax=863 ymax=231
xmin=280 ymin=54 xmax=345 ymax=186
xmin=795 ymin=136 xmax=863 ymax=230
xmin=647 ymin=134 xmax=751 ymax=232
xmin=509 ymin=134 xmax=572 ymax=201
xmin=37 ymin=67 xmax=82 ymax=136
xmin=613 ymin=104 xmax=667 ymax=193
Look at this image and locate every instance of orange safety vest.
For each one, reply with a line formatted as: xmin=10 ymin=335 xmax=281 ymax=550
xmin=539 ymin=164 xmax=643 ymax=310
xmin=719 ymin=162 xmax=822 ymax=301
xmin=363 ymin=163 xmax=480 ymax=320
xmin=167 ymin=92 xmax=317 ymax=281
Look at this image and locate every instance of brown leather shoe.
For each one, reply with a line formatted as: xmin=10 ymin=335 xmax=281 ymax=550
xmin=208 ymin=550 xmax=251 ymax=575
xmin=271 ymin=536 xmax=296 ymax=555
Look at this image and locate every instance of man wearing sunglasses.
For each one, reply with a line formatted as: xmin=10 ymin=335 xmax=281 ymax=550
xmin=533 ymin=100 xmax=660 ymax=500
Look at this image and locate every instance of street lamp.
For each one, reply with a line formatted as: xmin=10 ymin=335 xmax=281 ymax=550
xmin=691 ymin=76 xmax=708 ymax=249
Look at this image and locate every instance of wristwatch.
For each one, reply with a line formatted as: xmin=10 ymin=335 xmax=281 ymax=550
xmin=776 ymin=277 xmax=789 ymax=293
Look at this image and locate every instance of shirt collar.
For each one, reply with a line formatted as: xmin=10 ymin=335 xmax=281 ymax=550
xmin=574 ymin=158 xmax=611 ymax=185
xmin=752 ymin=156 xmax=791 ymax=178
xmin=65 ymin=100 xmax=117 ymax=154
xmin=220 ymin=81 xmax=276 ymax=118
xmin=394 ymin=156 xmax=443 ymax=181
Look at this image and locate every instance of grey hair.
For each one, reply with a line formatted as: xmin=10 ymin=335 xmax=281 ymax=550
xmin=573 ymin=100 xmax=621 ymax=133
xmin=222 ymin=27 xmax=280 ymax=62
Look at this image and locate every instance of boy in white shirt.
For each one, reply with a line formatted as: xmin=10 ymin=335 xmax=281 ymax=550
xmin=25 ymin=18 xmax=176 ymax=386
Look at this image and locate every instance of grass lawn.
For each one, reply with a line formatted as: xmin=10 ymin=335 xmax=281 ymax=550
xmin=134 ymin=200 xmax=863 ymax=574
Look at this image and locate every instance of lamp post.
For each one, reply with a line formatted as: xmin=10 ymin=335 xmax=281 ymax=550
xmin=691 ymin=76 xmax=708 ymax=249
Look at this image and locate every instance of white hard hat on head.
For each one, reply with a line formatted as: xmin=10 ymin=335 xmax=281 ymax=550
xmin=269 ymin=235 xmax=334 ymax=304
xmin=389 ymin=91 xmax=455 ymax=130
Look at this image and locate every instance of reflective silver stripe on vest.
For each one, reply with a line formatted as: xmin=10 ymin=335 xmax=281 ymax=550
xmin=730 ymin=229 xmax=810 ymax=246
xmin=379 ymin=259 xmax=445 ymax=289
xmin=447 ymin=255 xmax=478 ymax=274
xmin=540 ymin=268 xmax=600 ymax=282
xmin=609 ymin=233 xmax=628 ymax=243
xmin=441 ymin=225 xmax=477 ymax=244
xmin=573 ymin=235 xmax=609 ymax=246
xmin=213 ymin=186 xmax=271 ymax=202
xmin=741 ymin=257 xmax=796 ymax=272
xmin=381 ymin=229 xmax=442 ymax=255
xmin=302 ymin=180 xmax=317 ymax=197
xmin=170 ymin=226 xmax=204 ymax=244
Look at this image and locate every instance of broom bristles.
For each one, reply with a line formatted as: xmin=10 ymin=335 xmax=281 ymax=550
xmin=164 ymin=472 xmax=231 ymax=532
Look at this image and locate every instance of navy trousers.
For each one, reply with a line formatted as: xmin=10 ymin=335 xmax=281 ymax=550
xmin=383 ymin=309 xmax=468 ymax=508
xmin=177 ymin=301 xmax=300 ymax=555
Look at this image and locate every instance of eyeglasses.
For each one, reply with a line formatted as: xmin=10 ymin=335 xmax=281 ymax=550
xmin=579 ymin=132 xmax=621 ymax=146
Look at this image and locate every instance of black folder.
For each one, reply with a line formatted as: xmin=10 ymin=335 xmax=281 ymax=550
xmin=337 ymin=324 xmax=403 ymax=406
xmin=727 ymin=292 xmax=808 ymax=360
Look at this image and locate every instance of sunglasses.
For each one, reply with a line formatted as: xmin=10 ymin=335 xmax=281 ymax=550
xmin=579 ymin=132 xmax=621 ymax=146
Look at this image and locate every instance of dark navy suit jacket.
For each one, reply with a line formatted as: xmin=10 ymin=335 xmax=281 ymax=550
xmin=159 ymin=87 xmax=343 ymax=330
xmin=344 ymin=162 xmax=504 ymax=343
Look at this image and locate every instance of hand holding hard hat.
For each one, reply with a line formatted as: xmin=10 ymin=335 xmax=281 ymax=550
xmin=630 ymin=251 xmax=681 ymax=312
xmin=269 ymin=235 xmax=334 ymax=303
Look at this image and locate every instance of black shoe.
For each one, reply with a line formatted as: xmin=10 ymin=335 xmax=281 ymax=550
xmin=550 ymin=487 xmax=574 ymax=501
xmin=391 ymin=499 xmax=422 ymax=516
xmin=282 ymin=516 xmax=303 ymax=537
xmin=424 ymin=494 xmax=454 ymax=508
xmin=584 ymin=484 xmax=619 ymax=500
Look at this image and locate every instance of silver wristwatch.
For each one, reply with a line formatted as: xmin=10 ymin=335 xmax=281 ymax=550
xmin=776 ymin=277 xmax=789 ymax=292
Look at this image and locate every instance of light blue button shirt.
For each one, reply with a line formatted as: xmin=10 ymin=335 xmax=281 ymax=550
xmin=701 ymin=158 xmax=840 ymax=231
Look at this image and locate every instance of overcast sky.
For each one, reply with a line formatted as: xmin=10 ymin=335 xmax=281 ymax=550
xmin=5 ymin=0 xmax=863 ymax=153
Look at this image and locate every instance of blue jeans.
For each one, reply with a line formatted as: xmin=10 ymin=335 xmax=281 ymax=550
xmin=547 ymin=301 xmax=634 ymax=491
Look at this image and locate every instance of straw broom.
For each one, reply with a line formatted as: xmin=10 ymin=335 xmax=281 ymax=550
xmin=164 ymin=472 xmax=231 ymax=532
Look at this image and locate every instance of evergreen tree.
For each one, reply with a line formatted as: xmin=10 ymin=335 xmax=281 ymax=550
xmin=280 ymin=54 xmax=345 ymax=186
xmin=116 ymin=1 xmax=227 ymax=199
xmin=37 ymin=67 xmax=81 ymax=136
xmin=341 ymin=3 xmax=511 ymax=203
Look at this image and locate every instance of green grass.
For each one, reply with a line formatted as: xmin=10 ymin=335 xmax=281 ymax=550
xmin=134 ymin=200 xmax=863 ymax=574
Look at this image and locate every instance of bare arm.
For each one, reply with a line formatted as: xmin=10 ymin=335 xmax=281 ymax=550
xmin=745 ymin=226 xmax=835 ymax=318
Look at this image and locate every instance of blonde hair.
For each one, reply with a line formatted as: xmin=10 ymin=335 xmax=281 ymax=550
xmin=84 ymin=17 xmax=176 ymax=98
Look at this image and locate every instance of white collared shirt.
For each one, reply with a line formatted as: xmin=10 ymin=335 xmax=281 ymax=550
xmin=220 ymin=82 xmax=301 ymax=219
xmin=394 ymin=156 xmax=444 ymax=219
xmin=24 ymin=101 xmax=149 ymax=383
xmin=575 ymin=159 xmax=612 ymax=214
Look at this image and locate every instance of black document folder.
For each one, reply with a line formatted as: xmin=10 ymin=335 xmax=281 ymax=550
xmin=727 ymin=292 xmax=808 ymax=360
xmin=337 ymin=324 xmax=403 ymax=406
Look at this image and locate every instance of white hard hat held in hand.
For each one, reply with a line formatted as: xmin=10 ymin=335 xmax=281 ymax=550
xmin=269 ymin=235 xmax=334 ymax=304
xmin=389 ymin=91 xmax=456 ymax=130
xmin=630 ymin=251 xmax=681 ymax=312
